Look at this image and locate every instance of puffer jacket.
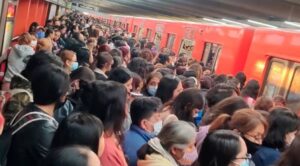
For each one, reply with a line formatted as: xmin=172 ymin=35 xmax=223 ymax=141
xmin=6 ymin=103 xmax=58 ymax=166
xmin=4 ymin=44 xmax=34 ymax=82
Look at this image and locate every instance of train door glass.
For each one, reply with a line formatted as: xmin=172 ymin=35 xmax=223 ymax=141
xmin=126 ymin=23 xmax=129 ymax=31
xmin=262 ymin=60 xmax=288 ymax=97
xmin=138 ymin=28 xmax=144 ymax=39
xmin=133 ymin=25 xmax=138 ymax=34
xmin=1 ymin=3 xmax=16 ymax=55
xmin=48 ymin=4 xmax=57 ymax=20
xmin=166 ymin=33 xmax=176 ymax=50
xmin=202 ymin=42 xmax=222 ymax=70
xmin=286 ymin=67 xmax=300 ymax=107
xmin=146 ymin=29 xmax=152 ymax=40
xmin=154 ymin=32 xmax=162 ymax=50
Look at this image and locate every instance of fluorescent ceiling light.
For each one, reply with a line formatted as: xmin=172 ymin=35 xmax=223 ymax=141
xmin=284 ymin=21 xmax=300 ymax=28
xmin=203 ymin=18 xmax=226 ymax=25
xmin=83 ymin=12 xmax=89 ymax=15
xmin=247 ymin=20 xmax=277 ymax=28
xmin=221 ymin=19 xmax=249 ymax=26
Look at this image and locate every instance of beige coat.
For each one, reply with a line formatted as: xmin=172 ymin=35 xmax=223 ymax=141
xmin=137 ymin=153 xmax=175 ymax=166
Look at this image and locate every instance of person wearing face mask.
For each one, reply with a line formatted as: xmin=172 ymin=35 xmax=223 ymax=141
xmin=59 ymin=50 xmax=79 ymax=74
xmin=123 ymin=97 xmax=162 ymax=166
xmin=252 ymin=107 xmax=300 ymax=166
xmin=137 ymin=120 xmax=196 ymax=166
xmin=197 ymin=130 xmax=253 ymax=166
xmin=142 ymin=72 xmax=162 ymax=96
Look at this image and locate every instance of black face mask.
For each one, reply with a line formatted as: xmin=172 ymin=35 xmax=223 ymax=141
xmin=243 ymin=136 xmax=261 ymax=155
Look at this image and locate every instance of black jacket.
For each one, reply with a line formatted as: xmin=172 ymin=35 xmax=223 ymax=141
xmin=6 ymin=103 xmax=58 ymax=166
xmin=94 ymin=72 xmax=107 ymax=81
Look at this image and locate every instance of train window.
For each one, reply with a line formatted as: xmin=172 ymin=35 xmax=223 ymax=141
xmin=202 ymin=42 xmax=222 ymax=71
xmin=133 ymin=25 xmax=138 ymax=33
xmin=154 ymin=32 xmax=162 ymax=49
xmin=286 ymin=67 xmax=300 ymax=106
xmin=166 ymin=33 xmax=176 ymax=50
xmin=138 ymin=28 xmax=144 ymax=39
xmin=126 ymin=23 xmax=129 ymax=31
xmin=178 ymin=39 xmax=195 ymax=57
xmin=146 ymin=29 xmax=152 ymax=40
xmin=262 ymin=60 xmax=288 ymax=97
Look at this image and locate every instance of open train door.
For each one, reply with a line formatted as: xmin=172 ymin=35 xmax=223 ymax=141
xmin=0 ymin=0 xmax=17 ymax=58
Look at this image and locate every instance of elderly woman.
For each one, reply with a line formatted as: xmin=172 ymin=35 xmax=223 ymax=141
xmin=137 ymin=121 xmax=197 ymax=166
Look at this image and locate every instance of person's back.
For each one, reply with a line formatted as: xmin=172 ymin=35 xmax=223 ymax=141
xmin=6 ymin=64 xmax=69 ymax=166
xmin=6 ymin=104 xmax=58 ymax=166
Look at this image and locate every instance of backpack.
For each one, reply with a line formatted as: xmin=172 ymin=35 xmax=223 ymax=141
xmin=0 ymin=111 xmax=58 ymax=166
xmin=0 ymin=89 xmax=33 ymax=126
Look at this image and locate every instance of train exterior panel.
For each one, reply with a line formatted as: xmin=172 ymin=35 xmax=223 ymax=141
xmin=101 ymin=15 xmax=255 ymax=75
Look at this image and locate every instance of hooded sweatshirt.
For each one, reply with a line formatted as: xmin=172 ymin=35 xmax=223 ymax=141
xmin=4 ymin=44 xmax=35 ymax=82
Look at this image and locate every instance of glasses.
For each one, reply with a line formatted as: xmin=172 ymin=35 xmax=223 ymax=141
xmin=245 ymin=133 xmax=264 ymax=142
xmin=232 ymin=154 xmax=252 ymax=166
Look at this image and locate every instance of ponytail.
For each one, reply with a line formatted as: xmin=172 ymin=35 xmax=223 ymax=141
xmin=209 ymin=114 xmax=231 ymax=132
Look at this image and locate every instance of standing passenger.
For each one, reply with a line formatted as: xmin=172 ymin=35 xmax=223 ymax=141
xmin=6 ymin=65 xmax=70 ymax=166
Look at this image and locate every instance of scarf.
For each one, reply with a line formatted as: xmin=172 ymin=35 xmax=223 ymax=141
xmin=148 ymin=137 xmax=179 ymax=166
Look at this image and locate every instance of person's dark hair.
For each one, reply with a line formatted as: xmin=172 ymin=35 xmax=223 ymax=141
xmin=127 ymin=38 xmax=137 ymax=49
xmin=200 ymin=76 xmax=213 ymax=90
xmin=140 ymin=49 xmax=153 ymax=62
xmin=97 ymin=36 xmax=107 ymax=46
xmin=108 ymin=66 xmax=132 ymax=84
xmin=199 ymin=130 xmax=241 ymax=166
xmin=155 ymin=75 xmax=181 ymax=104
xmin=81 ymin=81 xmax=127 ymax=139
xmin=145 ymin=42 xmax=155 ymax=50
xmin=131 ymin=72 xmax=143 ymax=92
xmin=28 ymin=22 xmax=39 ymax=34
xmin=235 ymin=72 xmax=247 ymax=89
xmin=241 ymin=79 xmax=260 ymax=100
xmin=51 ymin=112 xmax=104 ymax=153
xmin=156 ymin=68 xmax=174 ymax=76
xmin=157 ymin=54 xmax=170 ymax=65
xmin=73 ymin=32 xmax=82 ymax=41
xmin=172 ymin=88 xmax=204 ymax=123
xmin=95 ymin=52 xmax=113 ymax=69
xmin=202 ymin=96 xmax=250 ymax=125
xmin=110 ymin=48 xmax=122 ymax=57
xmin=263 ymin=107 xmax=300 ymax=151
xmin=254 ymin=96 xmax=274 ymax=112
xmin=22 ymin=51 xmax=63 ymax=81
xmin=70 ymin=67 xmax=96 ymax=83
xmin=114 ymin=40 xmax=127 ymax=48
xmin=182 ymin=77 xmax=198 ymax=89
xmin=128 ymin=57 xmax=154 ymax=79
xmin=131 ymin=48 xmax=141 ymax=59
xmin=213 ymin=74 xmax=228 ymax=87
xmin=205 ymin=83 xmax=236 ymax=108
xmin=45 ymin=28 xmax=54 ymax=38
xmin=276 ymin=134 xmax=300 ymax=166
xmin=44 ymin=146 xmax=96 ymax=166
xmin=31 ymin=64 xmax=69 ymax=105
xmin=183 ymin=70 xmax=197 ymax=78
xmin=111 ymin=56 xmax=123 ymax=69
xmin=131 ymin=97 xmax=162 ymax=126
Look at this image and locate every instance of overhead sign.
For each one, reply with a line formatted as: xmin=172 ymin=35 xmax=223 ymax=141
xmin=178 ymin=39 xmax=195 ymax=57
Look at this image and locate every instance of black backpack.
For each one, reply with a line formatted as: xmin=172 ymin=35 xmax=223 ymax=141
xmin=0 ymin=111 xmax=58 ymax=166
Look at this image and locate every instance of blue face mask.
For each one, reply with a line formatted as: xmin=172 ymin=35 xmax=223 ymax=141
xmin=71 ymin=62 xmax=79 ymax=71
xmin=193 ymin=109 xmax=204 ymax=127
xmin=36 ymin=31 xmax=45 ymax=39
xmin=240 ymin=159 xmax=250 ymax=166
xmin=147 ymin=86 xmax=157 ymax=96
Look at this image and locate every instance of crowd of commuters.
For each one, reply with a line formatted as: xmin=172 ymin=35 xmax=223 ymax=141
xmin=0 ymin=11 xmax=299 ymax=166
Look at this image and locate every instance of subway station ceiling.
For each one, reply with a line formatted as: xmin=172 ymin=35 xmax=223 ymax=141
xmin=72 ymin=0 xmax=300 ymax=29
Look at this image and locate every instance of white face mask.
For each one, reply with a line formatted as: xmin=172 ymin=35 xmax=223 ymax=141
xmin=153 ymin=120 xmax=163 ymax=135
xmin=31 ymin=40 xmax=37 ymax=47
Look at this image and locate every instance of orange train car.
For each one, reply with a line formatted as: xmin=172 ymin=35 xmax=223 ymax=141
xmin=100 ymin=15 xmax=255 ymax=75
xmin=101 ymin=15 xmax=300 ymax=104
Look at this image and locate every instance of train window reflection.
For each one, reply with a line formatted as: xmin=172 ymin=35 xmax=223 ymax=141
xmin=154 ymin=32 xmax=162 ymax=49
xmin=202 ymin=42 xmax=222 ymax=71
xmin=287 ymin=68 xmax=300 ymax=105
xmin=146 ymin=29 xmax=152 ymax=40
xmin=166 ymin=33 xmax=176 ymax=50
xmin=133 ymin=25 xmax=138 ymax=33
xmin=263 ymin=61 xmax=287 ymax=97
